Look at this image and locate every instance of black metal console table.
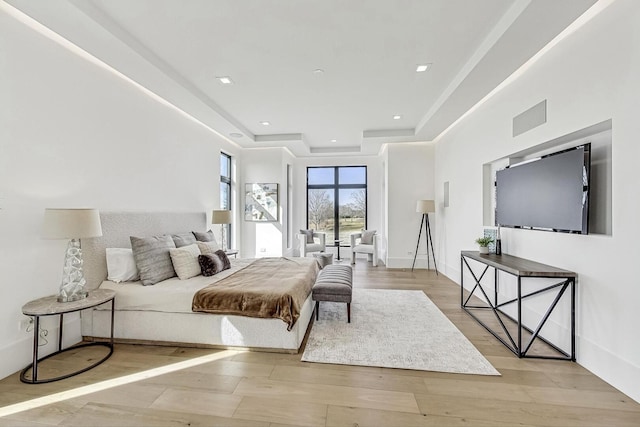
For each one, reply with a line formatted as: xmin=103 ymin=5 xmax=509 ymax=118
xmin=460 ymin=251 xmax=576 ymax=361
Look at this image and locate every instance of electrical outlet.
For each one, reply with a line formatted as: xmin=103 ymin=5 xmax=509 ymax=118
xmin=260 ymin=248 xmax=266 ymax=252
xmin=19 ymin=317 xmax=33 ymax=332
xmin=407 ymin=251 xmax=413 ymax=255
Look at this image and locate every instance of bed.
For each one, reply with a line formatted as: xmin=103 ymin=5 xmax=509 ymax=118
xmin=81 ymin=212 xmax=318 ymax=352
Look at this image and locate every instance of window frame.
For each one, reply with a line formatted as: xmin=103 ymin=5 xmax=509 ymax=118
xmin=220 ymin=152 xmax=232 ymax=249
xmin=306 ymin=166 xmax=367 ymax=246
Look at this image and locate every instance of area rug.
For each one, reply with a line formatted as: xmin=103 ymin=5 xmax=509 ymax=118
xmin=302 ymin=289 xmax=500 ymax=375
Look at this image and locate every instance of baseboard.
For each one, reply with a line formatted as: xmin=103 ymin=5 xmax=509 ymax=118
xmin=579 ymin=337 xmax=640 ymax=403
xmin=386 ymin=257 xmax=437 ymax=270
xmin=441 ymin=261 xmax=461 ymax=284
xmin=0 ymin=317 xmax=82 ymax=381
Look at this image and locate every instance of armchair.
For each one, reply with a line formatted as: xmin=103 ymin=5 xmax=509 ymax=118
xmin=350 ymin=231 xmax=379 ymax=267
xmin=298 ymin=231 xmax=326 ymax=257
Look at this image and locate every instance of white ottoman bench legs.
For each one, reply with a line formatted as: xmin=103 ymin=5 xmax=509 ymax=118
xmin=312 ymin=264 xmax=353 ymax=323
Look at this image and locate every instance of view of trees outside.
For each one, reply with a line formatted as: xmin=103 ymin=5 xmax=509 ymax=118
xmin=338 ymin=188 xmax=366 ymax=241
xmin=307 ymin=188 xmax=366 ymax=242
xmin=308 ymin=189 xmax=333 ymax=231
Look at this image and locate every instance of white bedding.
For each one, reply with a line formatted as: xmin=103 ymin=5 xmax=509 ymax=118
xmin=81 ymin=212 xmax=314 ymax=351
xmin=99 ymin=258 xmax=254 ymax=313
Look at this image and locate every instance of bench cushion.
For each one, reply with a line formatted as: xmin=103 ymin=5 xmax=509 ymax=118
xmin=312 ymin=264 xmax=353 ymax=303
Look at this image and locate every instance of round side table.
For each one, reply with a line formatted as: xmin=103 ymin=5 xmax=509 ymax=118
xmin=21 ymin=289 xmax=116 ymax=384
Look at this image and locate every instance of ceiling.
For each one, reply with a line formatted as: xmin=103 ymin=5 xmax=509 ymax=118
xmin=7 ymin=0 xmax=597 ymax=156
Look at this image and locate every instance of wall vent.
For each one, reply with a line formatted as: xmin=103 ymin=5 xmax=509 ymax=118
xmin=513 ymin=100 xmax=547 ymax=137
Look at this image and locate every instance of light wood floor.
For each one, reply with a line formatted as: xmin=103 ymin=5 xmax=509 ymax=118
xmin=1 ymin=263 xmax=639 ymax=426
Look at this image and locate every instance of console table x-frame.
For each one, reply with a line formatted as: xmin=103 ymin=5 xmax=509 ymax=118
xmin=460 ymin=251 xmax=576 ymax=361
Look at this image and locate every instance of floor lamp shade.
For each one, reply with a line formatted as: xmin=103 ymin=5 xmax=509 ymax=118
xmin=416 ymin=200 xmax=435 ymax=214
xmin=42 ymin=209 xmax=103 ymax=302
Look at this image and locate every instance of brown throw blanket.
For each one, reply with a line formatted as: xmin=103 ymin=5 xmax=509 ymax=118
xmin=192 ymin=257 xmax=320 ymax=330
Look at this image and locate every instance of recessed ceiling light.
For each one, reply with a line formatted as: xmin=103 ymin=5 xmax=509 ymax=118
xmin=313 ymin=69 xmax=325 ymax=74
xmin=416 ymin=64 xmax=431 ymax=72
xmin=229 ymin=132 xmax=243 ymax=138
xmin=331 ymin=139 xmax=337 ymax=143
xmin=217 ymin=76 xmax=234 ymax=85
xmin=260 ymin=121 xmax=270 ymax=126
xmin=393 ymin=115 xmax=402 ymax=120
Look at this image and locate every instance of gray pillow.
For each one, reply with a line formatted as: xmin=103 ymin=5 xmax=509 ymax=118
xmin=300 ymin=229 xmax=314 ymax=244
xmin=130 ymin=235 xmax=177 ymax=286
xmin=172 ymin=232 xmax=197 ymax=248
xmin=193 ymin=230 xmax=215 ymax=242
xmin=361 ymin=229 xmax=376 ymax=245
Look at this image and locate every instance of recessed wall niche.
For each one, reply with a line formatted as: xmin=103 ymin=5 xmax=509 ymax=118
xmin=483 ymin=120 xmax=612 ymax=236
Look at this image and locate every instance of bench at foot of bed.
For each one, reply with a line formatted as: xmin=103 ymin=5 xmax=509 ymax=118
xmin=312 ymin=264 xmax=353 ymax=323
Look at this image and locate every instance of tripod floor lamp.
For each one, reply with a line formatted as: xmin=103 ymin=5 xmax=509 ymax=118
xmin=411 ymin=200 xmax=438 ymax=274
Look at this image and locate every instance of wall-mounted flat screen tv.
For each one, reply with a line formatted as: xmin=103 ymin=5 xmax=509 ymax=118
xmin=496 ymin=144 xmax=590 ymax=234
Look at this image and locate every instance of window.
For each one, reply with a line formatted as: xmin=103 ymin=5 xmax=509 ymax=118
xmin=220 ymin=153 xmax=232 ymax=249
xmin=307 ymin=166 xmax=367 ymax=245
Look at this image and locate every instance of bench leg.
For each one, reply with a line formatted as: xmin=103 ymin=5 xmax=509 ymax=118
xmin=315 ymin=301 xmax=319 ymax=321
xmin=347 ymin=303 xmax=351 ymax=323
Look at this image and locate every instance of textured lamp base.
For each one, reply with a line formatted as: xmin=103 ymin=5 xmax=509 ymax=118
xmin=57 ymin=290 xmax=88 ymax=303
xmin=221 ymin=225 xmax=227 ymax=252
xmin=57 ymin=239 xmax=88 ymax=303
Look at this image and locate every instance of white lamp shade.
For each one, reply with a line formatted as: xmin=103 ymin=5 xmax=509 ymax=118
xmin=212 ymin=210 xmax=232 ymax=224
xmin=416 ymin=200 xmax=435 ymax=213
xmin=42 ymin=208 xmax=103 ymax=239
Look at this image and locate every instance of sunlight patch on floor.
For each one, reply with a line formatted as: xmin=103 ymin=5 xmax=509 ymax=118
xmin=0 ymin=349 xmax=241 ymax=417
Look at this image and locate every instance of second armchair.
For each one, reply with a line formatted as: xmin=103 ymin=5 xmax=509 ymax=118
xmin=350 ymin=230 xmax=379 ymax=267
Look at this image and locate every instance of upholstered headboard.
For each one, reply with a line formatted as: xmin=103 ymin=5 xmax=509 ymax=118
xmin=82 ymin=212 xmax=207 ymax=290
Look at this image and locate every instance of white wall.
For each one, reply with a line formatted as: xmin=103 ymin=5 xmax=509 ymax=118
xmin=241 ymin=148 xmax=292 ymax=258
xmin=385 ymin=143 xmax=436 ymax=269
xmin=0 ymin=8 xmax=240 ymax=379
xmin=435 ymin=0 xmax=640 ymax=402
xmin=293 ymin=156 xmax=383 ymax=261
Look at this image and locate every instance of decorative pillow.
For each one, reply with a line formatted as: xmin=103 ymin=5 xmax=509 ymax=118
xmin=169 ymin=244 xmax=201 ymax=280
xmin=130 ymin=235 xmax=176 ymax=286
xmin=106 ymin=248 xmax=139 ymax=283
xmin=214 ymin=249 xmax=231 ymax=271
xmin=199 ymin=254 xmax=223 ymax=276
xmin=300 ymin=229 xmax=314 ymax=244
xmin=172 ymin=232 xmax=197 ymax=248
xmin=196 ymin=240 xmax=221 ymax=255
xmin=361 ymin=229 xmax=377 ymax=245
xmin=193 ymin=230 xmax=216 ymax=243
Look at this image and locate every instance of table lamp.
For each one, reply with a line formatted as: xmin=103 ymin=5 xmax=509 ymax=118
xmin=42 ymin=208 xmax=102 ymax=302
xmin=212 ymin=209 xmax=232 ymax=251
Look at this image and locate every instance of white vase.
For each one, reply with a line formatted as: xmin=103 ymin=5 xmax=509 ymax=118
xmin=479 ymin=246 xmax=489 ymax=254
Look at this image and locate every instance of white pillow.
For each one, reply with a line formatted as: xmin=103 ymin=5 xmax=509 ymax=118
xmin=106 ymin=248 xmax=140 ymax=283
xmin=169 ymin=244 xmax=202 ymax=280
xmin=196 ymin=240 xmax=220 ymax=255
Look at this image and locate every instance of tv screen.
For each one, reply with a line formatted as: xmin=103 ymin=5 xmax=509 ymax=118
xmin=496 ymin=144 xmax=590 ymax=234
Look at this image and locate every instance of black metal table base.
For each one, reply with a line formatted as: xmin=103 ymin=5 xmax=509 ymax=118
xmin=20 ymin=342 xmax=114 ymax=384
xmin=461 ymin=254 xmax=575 ymax=361
xmin=21 ymin=298 xmax=115 ymax=384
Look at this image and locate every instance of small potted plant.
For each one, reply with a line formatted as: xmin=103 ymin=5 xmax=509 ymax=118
xmin=475 ymin=236 xmax=494 ymax=254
